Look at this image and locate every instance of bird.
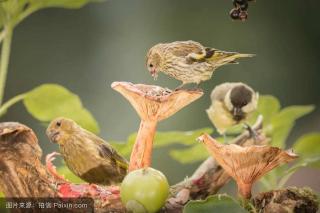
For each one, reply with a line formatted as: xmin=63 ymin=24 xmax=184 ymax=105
xmin=146 ymin=40 xmax=254 ymax=89
xmin=46 ymin=117 xmax=128 ymax=185
xmin=206 ymin=82 xmax=259 ymax=135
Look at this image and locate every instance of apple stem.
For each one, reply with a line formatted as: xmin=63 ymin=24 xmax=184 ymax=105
xmin=129 ymin=120 xmax=158 ymax=171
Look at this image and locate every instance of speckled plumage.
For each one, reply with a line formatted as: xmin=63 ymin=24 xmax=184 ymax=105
xmin=146 ymin=40 xmax=254 ymax=86
xmin=46 ymin=117 xmax=128 ymax=185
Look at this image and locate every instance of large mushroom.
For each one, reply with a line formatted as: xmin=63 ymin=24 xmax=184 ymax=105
xmin=112 ymin=82 xmax=203 ymax=171
xmin=197 ymin=133 xmax=298 ymax=199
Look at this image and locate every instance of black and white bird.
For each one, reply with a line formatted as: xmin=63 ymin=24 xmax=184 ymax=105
xmin=206 ymin=82 xmax=259 ymax=135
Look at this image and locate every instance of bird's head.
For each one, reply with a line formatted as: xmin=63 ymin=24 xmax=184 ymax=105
xmin=224 ymin=84 xmax=258 ymax=122
xmin=46 ymin=117 xmax=79 ymax=145
xmin=146 ymin=44 xmax=163 ymax=80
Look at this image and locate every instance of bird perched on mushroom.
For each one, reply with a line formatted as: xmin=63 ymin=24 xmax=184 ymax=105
xmin=206 ymin=82 xmax=259 ymax=135
xmin=146 ymin=40 xmax=254 ymax=89
xmin=46 ymin=117 xmax=128 ymax=185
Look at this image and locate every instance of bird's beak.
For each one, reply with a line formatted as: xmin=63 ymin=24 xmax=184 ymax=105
xmin=150 ymin=69 xmax=158 ymax=80
xmin=233 ymin=108 xmax=245 ymax=122
xmin=46 ymin=130 xmax=60 ymax=143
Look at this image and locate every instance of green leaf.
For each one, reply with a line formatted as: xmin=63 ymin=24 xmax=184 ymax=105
xmin=271 ymin=105 xmax=314 ymax=125
xmin=260 ymin=133 xmax=320 ymax=190
xmin=277 ymin=156 xmax=320 ymax=188
xmin=170 ymin=143 xmax=209 ymax=164
xmin=154 ymin=128 xmax=213 ymax=147
xmin=23 ymin=84 xmax=99 ymax=133
xmin=183 ymin=194 xmax=247 ymax=213
xmin=0 ymin=5 xmax=8 ymax=28
xmin=57 ymin=166 xmax=85 ymax=184
xmin=110 ymin=128 xmax=213 ymax=157
xmin=257 ymin=95 xmax=281 ymax=125
xmin=32 ymin=0 xmax=102 ymax=9
xmin=293 ymin=133 xmax=320 ymax=167
xmin=269 ymin=105 xmax=314 ymax=148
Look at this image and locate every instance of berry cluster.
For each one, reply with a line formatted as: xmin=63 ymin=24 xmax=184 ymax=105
xmin=230 ymin=0 xmax=254 ymax=21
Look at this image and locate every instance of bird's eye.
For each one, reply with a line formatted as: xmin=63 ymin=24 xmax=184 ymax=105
xmin=149 ymin=64 xmax=154 ymax=68
xmin=56 ymin=121 xmax=61 ymax=127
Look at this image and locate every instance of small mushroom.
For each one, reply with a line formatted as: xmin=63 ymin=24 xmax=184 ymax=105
xmin=112 ymin=82 xmax=203 ymax=171
xmin=197 ymin=133 xmax=298 ymax=199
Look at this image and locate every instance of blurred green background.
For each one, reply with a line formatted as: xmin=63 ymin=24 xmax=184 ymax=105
xmin=1 ymin=0 xmax=320 ymax=193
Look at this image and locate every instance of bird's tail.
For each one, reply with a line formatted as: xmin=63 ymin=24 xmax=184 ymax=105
xmin=207 ymin=49 xmax=255 ymax=66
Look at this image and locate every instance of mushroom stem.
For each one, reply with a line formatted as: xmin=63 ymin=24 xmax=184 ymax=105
xmin=238 ymin=182 xmax=252 ymax=199
xmin=129 ymin=120 xmax=158 ymax=171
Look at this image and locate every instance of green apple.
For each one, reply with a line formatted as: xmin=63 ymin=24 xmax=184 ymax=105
xmin=120 ymin=167 xmax=169 ymax=213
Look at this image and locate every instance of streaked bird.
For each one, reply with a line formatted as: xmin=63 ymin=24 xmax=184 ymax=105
xmin=146 ymin=40 xmax=254 ymax=88
xmin=206 ymin=82 xmax=259 ymax=135
xmin=46 ymin=117 xmax=128 ymax=185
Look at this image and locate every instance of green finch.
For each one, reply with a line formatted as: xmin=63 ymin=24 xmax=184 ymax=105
xmin=146 ymin=40 xmax=254 ymax=88
xmin=46 ymin=117 xmax=128 ymax=185
xmin=206 ymin=82 xmax=259 ymax=134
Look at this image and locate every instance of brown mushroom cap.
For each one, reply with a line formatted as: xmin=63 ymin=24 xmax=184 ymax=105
xmin=198 ymin=133 xmax=298 ymax=198
xmin=111 ymin=82 xmax=203 ymax=121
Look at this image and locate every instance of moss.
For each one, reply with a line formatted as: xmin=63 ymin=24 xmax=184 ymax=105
xmin=252 ymin=187 xmax=319 ymax=213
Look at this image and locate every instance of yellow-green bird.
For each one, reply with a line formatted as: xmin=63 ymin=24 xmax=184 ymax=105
xmin=146 ymin=40 xmax=254 ymax=88
xmin=46 ymin=117 xmax=128 ymax=185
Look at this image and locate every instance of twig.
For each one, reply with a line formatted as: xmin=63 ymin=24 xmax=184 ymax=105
xmin=0 ymin=93 xmax=26 ymax=116
xmin=0 ymin=26 xmax=12 ymax=106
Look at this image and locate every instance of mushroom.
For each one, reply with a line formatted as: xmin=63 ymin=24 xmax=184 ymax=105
xmin=197 ymin=133 xmax=298 ymax=199
xmin=112 ymin=82 xmax=203 ymax=171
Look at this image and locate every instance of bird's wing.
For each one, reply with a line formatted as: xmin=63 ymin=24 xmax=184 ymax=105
xmin=83 ymin=129 xmax=129 ymax=169
xmin=166 ymin=40 xmax=204 ymax=58
xmin=98 ymin=143 xmax=129 ymax=170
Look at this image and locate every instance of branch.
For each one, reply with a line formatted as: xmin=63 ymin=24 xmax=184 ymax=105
xmin=0 ymin=122 xmax=57 ymax=197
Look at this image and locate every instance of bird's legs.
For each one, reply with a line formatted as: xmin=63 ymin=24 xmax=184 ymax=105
xmin=243 ymin=123 xmax=258 ymax=141
xmin=175 ymin=83 xmax=186 ymax=91
xmin=46 ymin=152 xmax=69 ymax=183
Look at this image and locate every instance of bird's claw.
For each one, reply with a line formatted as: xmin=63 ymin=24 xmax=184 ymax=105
xmin=46 ymin=152 xmax=69 ymax=183
xmin=243 ymin=124 xmax=258 ymax=141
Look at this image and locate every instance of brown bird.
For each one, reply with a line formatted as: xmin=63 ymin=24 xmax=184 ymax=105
xmin=146 ymin=40 xmax=254 ymax=88
xmin=46 ymin=117 xmax=128 ymax=185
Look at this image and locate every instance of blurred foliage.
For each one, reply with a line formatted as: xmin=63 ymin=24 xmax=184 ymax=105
xmin=0 ymin=0 xmax=99 ymax=29
xmin=0 ymin=0 xmax=101 ymax=131
xmin=183 ymin=194 xmax=246 ymax=213
xmin=24 ymin=84 xmax=99 ymax=133
xmin=57 ymin=165 xmax=85 ymax=184
xmin=0 ymin=0 xmax=101 ymax=197
xmin=110 ymin=128 xmax=213 ymax=157
xmin=0 ymin=83 xmax=99 ymax=133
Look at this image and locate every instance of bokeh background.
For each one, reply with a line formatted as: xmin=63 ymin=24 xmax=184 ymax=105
xmin=2 ymin=0 xmax=320 ymax=193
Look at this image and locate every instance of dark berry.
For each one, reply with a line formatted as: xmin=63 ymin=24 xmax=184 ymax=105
xmin=235 ymin=0 xmax=247 ymax=4
xmin=230 ymin=8 xmax=240 ymax=20
xmin=240 ymin=3 xmax=248 ymax=11
xmin=239 ymin=11 xmax=248 ymax=20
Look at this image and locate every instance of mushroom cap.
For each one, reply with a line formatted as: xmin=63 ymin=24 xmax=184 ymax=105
xmin=198 ymin=133 xmax=298 ymax=186
xmin=111 ymin=82 xmax=203 ymax=121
